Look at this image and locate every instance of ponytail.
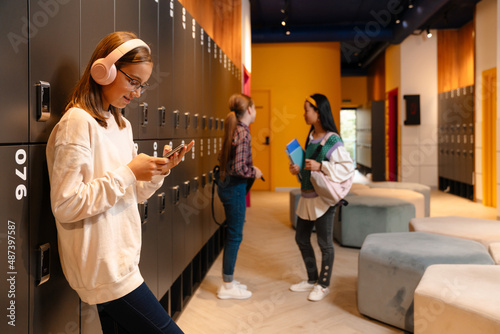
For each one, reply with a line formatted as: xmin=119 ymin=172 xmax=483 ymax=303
xmin=219 ymin=93 xmax=254 ymax=180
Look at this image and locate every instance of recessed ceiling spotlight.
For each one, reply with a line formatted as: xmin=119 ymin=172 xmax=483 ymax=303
xmin=408 ymin=0 xmax=414 ymax=9
xmin=286 ymin=30 xmax=291 ymax=36
xmin=426 ymin=28 xmax=432 ymax=38
xmin=282 ymin=20 xmax=286 ymax=26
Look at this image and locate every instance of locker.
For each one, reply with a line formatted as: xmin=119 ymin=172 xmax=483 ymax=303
xmin=172 ymin=1 xmax=188 ymax=138
xmin=136 ymin=0 xmax=160 ymax=140
xmin=135 ymin=140 xmax=161 ymax=298
xmin=158 ymin=0 xmax=175 ymax=140
xmin=29 ymin=0 xmax=80 ymax=143
xmin=202 ymin=34 xmax=213 ymax=138
xmin=115 ymin=0 xmax=140 ymax=33
xmin=0 ymin=146 xmax=30 ymax=334
xmin=166 ymin=139 xmax=187 ymax=279
xmin=193 ymin=22 xmax=205 ymax=139
xmin=80 ymin=0 xmax=114 ymax=75
xmin=29 ymin=144 xmax=80 ymax=333
xmin=184 ymin=10 xmax=196 ymax=139
xmin=0 ymin=1 xmax=29 ymax=143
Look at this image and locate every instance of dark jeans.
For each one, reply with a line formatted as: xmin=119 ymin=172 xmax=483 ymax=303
xmin=217 ymin=176 xmax=247 ymax=282
xmin=295 ymin=206 xmax=336 ymax=288
xmin=97 ymin=282 xmax=183 ymax=334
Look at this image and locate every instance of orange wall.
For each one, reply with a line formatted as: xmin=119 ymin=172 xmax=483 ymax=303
xmin=251 ymin=42 xmax=341 ymax=189
xmin=341 ymin=76 xmax=368 ymax=108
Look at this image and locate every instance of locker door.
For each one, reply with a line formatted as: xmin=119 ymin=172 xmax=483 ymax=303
xmin=193 ymin=23 xmax=204 ymax=139
xmin=184 ymin=11 xmax=196 ymax=139
xmin=29 ymin=0 xmax=80 ymax=143
xmin=158 ymin=139 xmax=174 ymax=298
xmin=0 ymin=146 xmax=29 ymax=334
xmin=80 ymin=0 xmax=114 ymax=75
xmin=137 ymin=0 xmax=160 ymax=140
xmin=29 ymin=144 xmax=80 ymax=334
xmin=158 ymin=0 xmax=174 ymax=140
xmin=116 ymin=0 xmax=141 ymax=137
xmin=0 ymin=2 xmax=29 ymax=143
xmin=172 ymin=1 xmax=187 ymax=139
xmin=136 ymin=140 xmax=161 ymax=298
xmin=201 ymin=34 xmax=212 ymax=138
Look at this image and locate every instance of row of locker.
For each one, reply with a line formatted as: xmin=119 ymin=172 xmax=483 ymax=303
xmin=1 ymin=0 xmax=241 ymax=145
xmin=0 ymin=137 xmax=227 ymax=333
xmin=0 ymin=0 xmax=238 ymax=332
xmin=437 ymin=86 xmax=475 ymax=199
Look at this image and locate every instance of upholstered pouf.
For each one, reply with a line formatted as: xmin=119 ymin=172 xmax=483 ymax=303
xmin=289 ymin=188 xmax=301 ymax=229
xmin=409 ymin=216 xmax=500 ymax=263
xmin=334 ymin=195 xmax=415 ymax=248
xmin=351 ymin=188 xmax=425 ymax=218
xmin=414 ymin=264 xmax=500 ymax=334
xmin=368 ymin=181 xmax=431 ymax=217
xmin=358 ymin=232 xmax=494 ymax=332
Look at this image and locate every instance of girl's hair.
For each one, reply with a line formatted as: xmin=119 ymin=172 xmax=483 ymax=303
xmin=66 ymin=31 xmax=152 ymax=128
xmin=219 ymin=93 xmax=254 ymax=179
xmin=305 ymin=93 xmax=340 ymax=147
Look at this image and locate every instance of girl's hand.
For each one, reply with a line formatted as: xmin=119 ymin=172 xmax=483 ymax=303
xmin=289 ymin=163 xmax=300 ymax=175
xmin=304 ymin=159 xmax=322 ymax=171
xmin=160 ymin=140 xmax=195 ymax=174
xmin=253 ymin=166 xmax=263 ymax=179
xmin=128 ymin=153 xmax=168 ymax=181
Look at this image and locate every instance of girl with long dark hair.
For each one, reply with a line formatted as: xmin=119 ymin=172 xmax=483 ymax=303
xmin=288 ymin=94 xmax=354 ymax=301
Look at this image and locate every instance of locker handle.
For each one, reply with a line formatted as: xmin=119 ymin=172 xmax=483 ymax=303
xmin=202 ymin=116 xmax=207 ymax=130
xmin=140 ymin=102 xmax=148 ymax=127
xmin=193 ymin=114 xmax=199 ymax=129
xmin=208 ymin=171 xmax=213 ymax=183
xmin=171 ymin=186 xmax=180 ymax=205
xmin=37 ymin=243 xmax=51 ymax=286
xmin=158 ymin=192 xmax=166 ymax=214
xmin=159 ymin=106 xmax=166 ymax=126
xmin=201 ymin=173 xmax=207 ymax=188
xmin=184 ymin=112 xmax=191 ymax=129
xmin=139 ymin=200 xmax=148 ymax=225
xmin=173 ymin=110 xmax=180 ymax=129
xmin=182 ymin=180 xmax=191 ymax=198
xmin=192 ymin=177 xmax=199 ymax=192
xmin=36 ymin=81 xmax=51 ymax=122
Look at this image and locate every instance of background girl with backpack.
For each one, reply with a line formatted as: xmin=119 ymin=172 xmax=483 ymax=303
xmin=288 ymin=93 xmax=355 ymax=302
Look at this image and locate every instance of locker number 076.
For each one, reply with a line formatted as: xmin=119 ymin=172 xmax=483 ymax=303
xmin=15 ymin=149 xmax=27 ymax=200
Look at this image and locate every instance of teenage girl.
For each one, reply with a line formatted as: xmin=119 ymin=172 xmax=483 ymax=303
xmin=216 ymin=93 xmax=262 ymax=299
xmin=47 ymin=31 xmax=192 ymax=333
xmin=288 ymin=94 xmax=354 ymax=302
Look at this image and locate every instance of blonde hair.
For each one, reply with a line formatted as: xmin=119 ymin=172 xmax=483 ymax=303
xmin=66 ymin=31 xmax=152 ymax=128
xmin=219 ymin=94 xmax=254 ymax=180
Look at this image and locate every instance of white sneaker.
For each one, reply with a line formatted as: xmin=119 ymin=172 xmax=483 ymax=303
xmin=308 ymin=284 xmax=329 ymax=301
xmin=233 ymin=280 xmax=247 ymax=290
xmin=290 ymin=280 xmax=315 ymax=292
xmin=217 ymin=284 xmax=252 ymax=300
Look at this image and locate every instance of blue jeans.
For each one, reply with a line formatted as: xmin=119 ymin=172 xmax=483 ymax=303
xmin=97 ymin=282 xmax=183 ymax=334
xmin=217 ymin=176 xmax=247 ymax=282
xmin=295 ymin=206 xmax=336 ymax=288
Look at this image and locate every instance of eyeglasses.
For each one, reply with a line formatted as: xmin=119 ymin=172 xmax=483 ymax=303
xmin=118 ymin=69 xmax=150 ymax=94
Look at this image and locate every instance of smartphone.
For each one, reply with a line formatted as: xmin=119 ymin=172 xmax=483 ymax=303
xmin=163 ymin=143 xmax=185 ymax=158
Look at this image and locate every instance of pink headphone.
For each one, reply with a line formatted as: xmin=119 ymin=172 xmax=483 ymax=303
xmin=90 ymin=38 xmax=151 ymax=85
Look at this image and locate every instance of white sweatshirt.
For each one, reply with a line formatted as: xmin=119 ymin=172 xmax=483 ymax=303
xmin=46 ymin=107 xmax=165 ymax=305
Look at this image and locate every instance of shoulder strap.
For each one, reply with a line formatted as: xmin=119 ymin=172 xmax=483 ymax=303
xmin=310 ymin=132 xmax=337 ymax=161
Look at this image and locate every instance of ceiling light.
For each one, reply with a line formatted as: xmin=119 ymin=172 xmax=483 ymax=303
xmin=285 ymin=30 xmax=291 ymax=36
xmin=408 ymin=0 xmax=414 ymax=9
xmin=281 ymin=20 xmax=286 ymax=26
xmin=395 ymin=18 xmax=401 ymax=24
xmin=426 ymin=28 xmax=432 ymax=38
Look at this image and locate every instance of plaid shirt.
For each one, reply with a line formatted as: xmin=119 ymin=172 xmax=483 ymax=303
xmin=229 ymin=122 xmax=256 ymax=178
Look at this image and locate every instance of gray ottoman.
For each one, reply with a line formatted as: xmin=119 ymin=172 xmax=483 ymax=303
xmin=368 ymin=181 xmax=431 ymax=217
xmin=358 ymin=232 xmax=494 ymax=332
xmin=334 ymin=195 xmax=415 ymax=248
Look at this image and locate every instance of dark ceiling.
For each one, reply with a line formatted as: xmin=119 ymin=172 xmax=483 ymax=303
xmin=251 ymin=0 xmax=481 ymax=75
